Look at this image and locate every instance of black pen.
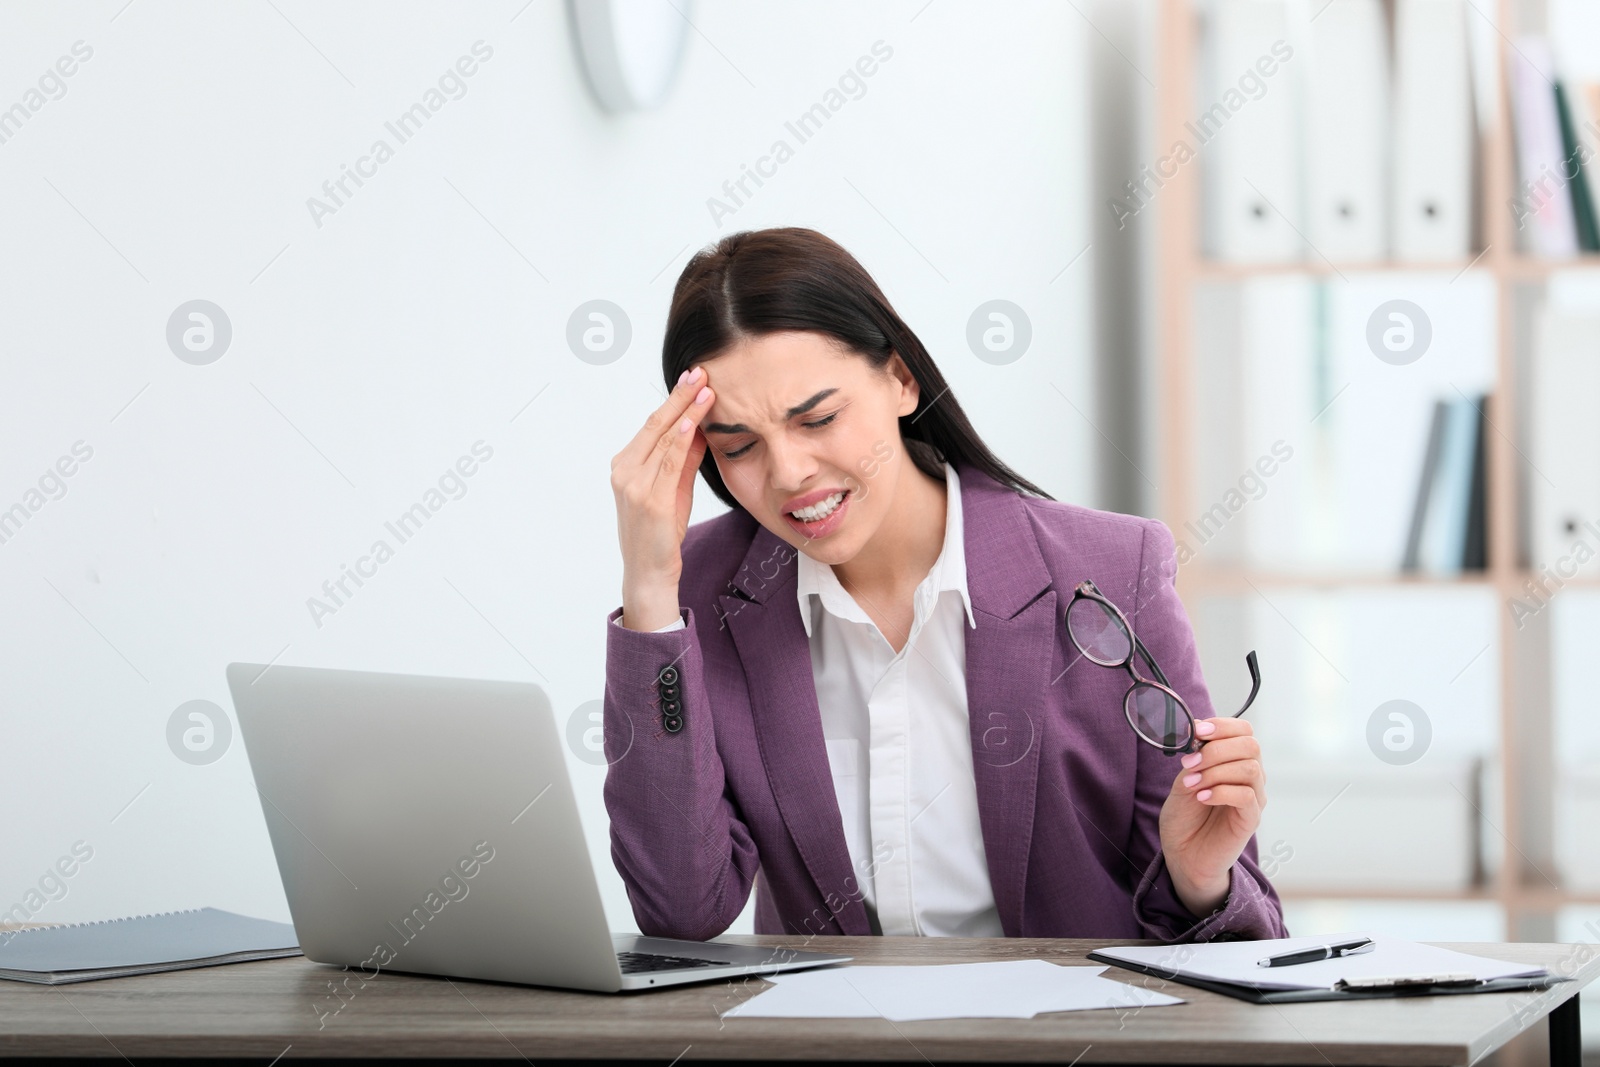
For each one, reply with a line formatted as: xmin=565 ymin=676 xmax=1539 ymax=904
xmin=1257 ymin=937 xmax=1375 ymax=968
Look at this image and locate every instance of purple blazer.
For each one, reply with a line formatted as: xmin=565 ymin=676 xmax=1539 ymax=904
xmin=603 ymin=460 xmax=1288 ymax=942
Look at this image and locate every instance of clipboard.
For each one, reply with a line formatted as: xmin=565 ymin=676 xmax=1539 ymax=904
xmin=1087 ymin=950 xmax=1569 ymax=1005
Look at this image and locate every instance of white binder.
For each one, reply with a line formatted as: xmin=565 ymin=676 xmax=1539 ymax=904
xmin=1202 ymin=0 xmax=1302 ymax=263
xmin=1305 ymin=0 xmax=1388 ymax=262
xmin=1529 ymin=308 xmax=1600 ymax=577
xmin=1392 ymin=0 xmax=1476 ymax=261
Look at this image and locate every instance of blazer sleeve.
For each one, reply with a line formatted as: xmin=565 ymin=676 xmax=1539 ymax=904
xmin=1122 ymin=519 xmax=1289 ymax=942
xmin=603 ymin=604 xmax=762 ymax=941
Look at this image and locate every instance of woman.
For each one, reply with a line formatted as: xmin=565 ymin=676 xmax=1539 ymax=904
xmin=605 ymin=227 xmax=1286 ymax=943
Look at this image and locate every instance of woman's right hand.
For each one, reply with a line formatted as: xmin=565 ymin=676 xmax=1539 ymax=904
xmin=610 ymin=365 xmax=716 ymax=631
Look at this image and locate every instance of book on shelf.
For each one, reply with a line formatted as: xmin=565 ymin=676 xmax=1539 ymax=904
xmin=1461 ymin=392 xmax=1487 ymax=571
xmin=1553 ymin=81 xmax=1600 ymax=252
xmin=1507 ymin=34 xmax=1595 ymax=258
xmin=1211 ymin=276 xmax=1494 ymax=575
xmin=1401 ymin=399 xmax=1448 ymax=571
xmin=1574 ymin=82 xmax=1600 ymax=234
xmin=1401 ymin=393 xmax=1486 ymax=575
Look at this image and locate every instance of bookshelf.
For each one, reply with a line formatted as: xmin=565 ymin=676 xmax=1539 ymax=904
xmin=1153 ymin=0 xmax=1580 ymax=956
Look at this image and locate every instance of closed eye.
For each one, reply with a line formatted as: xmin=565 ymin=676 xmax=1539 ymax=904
xmin=723 ymin=413 xmax=836 ymax=459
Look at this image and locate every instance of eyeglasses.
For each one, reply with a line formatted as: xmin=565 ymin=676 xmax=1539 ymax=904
xmin=1064 ymin=579 xmax=1260 ymax=756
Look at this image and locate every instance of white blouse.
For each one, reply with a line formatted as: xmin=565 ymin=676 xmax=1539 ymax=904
xmin=796 ymin=461 xmax=1001 ymax=936
xmin=616 ymin=461 xmax=1003 ymax=936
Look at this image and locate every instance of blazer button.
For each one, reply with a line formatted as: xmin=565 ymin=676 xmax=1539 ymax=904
xmin=661 ymin=699 xmax=681 ymax=717
xmin=660 ymin=683 xmax=679 ymax=700
xmin=663 ymin=715 xmax=683 ymax=734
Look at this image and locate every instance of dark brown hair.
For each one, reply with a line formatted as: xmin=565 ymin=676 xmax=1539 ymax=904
xmin=662 ymin=227 xmax=1055 ymax=512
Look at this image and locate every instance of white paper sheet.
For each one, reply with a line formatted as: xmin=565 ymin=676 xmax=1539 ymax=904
xmin=720 ymin=960 xmax=1183 ymax=1021
xmin=1092 ymin=934 xmax=1548 ymax=992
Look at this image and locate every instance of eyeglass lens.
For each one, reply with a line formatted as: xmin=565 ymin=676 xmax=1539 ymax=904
xmin=1127 ymin=683 xmax=1192 ymax=751
xmin=1067 ymin=596 xmax=1133 ymax=665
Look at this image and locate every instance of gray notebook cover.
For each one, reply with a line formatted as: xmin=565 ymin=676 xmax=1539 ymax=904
xmin=0 ymin=907 xmax=300 ymax=984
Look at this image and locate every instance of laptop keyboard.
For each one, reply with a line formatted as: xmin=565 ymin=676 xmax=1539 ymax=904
xmin=616 ymin=950 xmax=728 ymax=974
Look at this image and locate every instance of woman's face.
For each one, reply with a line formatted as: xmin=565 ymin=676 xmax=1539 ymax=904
xmin=699 ymin=330 xmax=920 ymax=565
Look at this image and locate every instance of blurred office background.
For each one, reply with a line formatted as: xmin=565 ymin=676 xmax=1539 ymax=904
xmin=0 ymin=0 xmax=1596 ymax=1059
xmin=1150 ymin=0 xmax=1600 ymax=1061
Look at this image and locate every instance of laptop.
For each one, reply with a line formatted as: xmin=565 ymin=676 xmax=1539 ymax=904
xmin=225 ymin=662 xmax=851 ymax=992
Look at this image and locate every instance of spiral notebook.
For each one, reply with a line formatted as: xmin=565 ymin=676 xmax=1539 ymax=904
xmin=0 ymin=907 xmax=300 ymax=985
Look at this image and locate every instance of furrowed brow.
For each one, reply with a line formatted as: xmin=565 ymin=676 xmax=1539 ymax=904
xmin=703 ymin=388 xmax=839 ymax=435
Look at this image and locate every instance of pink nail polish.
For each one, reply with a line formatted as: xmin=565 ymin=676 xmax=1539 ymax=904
xmin=1181 ymin=752 xmax=1202 ymax=768
xmin=677 ymin=370 xmax=687 ymax=385
xmin=1183 ymin=772 xmax=1202 ymax=787
xmin=1195 ymin=719 xmax=1216 ymax=736
xmin=695 ymin=386 xmax=711 ymax=404
xmin=1197 ymin=789 xmax=1212 ymax=801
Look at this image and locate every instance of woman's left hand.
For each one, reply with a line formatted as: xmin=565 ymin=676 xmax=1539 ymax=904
xmin=1157 ymin=715 xmax=1266 ymax=918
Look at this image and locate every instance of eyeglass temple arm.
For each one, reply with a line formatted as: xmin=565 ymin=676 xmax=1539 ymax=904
xmin=1135 ymin=637 xmax=1261 ymax=720
xmin=1234 ymin=650 xmax=1261 ymax=718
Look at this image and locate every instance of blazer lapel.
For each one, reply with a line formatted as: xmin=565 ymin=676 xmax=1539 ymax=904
xmin=720 ymin=530 xmax=873 ymax=935
xmin=958 ymin=462 xmax=1056 ymax=937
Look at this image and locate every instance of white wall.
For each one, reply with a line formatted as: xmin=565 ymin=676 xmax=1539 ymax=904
xmin=0 ymin=1 xmax=1094 ymax=933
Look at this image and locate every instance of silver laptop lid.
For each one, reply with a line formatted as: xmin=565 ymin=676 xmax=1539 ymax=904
xmin=226 ymin=662 xmax=625 ymax=992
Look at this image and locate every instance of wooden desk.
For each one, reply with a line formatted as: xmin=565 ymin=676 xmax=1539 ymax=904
xmin=0 ymin=937 xmax=1592 ymax=1066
